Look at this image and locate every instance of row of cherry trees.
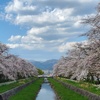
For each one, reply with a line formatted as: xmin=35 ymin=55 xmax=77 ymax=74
xmin=53 ymin=3 xmax=100 ymax=83
xmin=0 ymin=43 xmax=38 ymax=82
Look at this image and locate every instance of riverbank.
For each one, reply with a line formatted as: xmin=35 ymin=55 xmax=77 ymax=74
xmin=57 ymin=77 xmax=100 ymax=96
xmin=0 ymin=78 xmax=34 ymax=93
xmin=9 ymin=78 xmax=43 ymax=100
xmin=48 ymin=78 xmax=88 ymax=100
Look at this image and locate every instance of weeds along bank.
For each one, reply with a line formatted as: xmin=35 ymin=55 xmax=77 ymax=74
xmin=57 ymin=77 xmax=100 ymax=96
xmin=9 ymin=78 xmax=43 ymax=100
xmin=48 ymin=78 xmax=88 ymax=100
xmin=0 ymin=78 xmax=35 ymax=94
xmin=55 ymin=78 xmax=100 ymax=100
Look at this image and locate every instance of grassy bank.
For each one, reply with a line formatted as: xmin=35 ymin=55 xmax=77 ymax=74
xmin=9 ymin=78 xmax=43 ymax=100
xmin=57 ymin=77 xmax=100 ymax=95
xmin=48 ymin=78 xmax=88 ymax=100
xmin=0 ymin=78 xmax=35 ymax=93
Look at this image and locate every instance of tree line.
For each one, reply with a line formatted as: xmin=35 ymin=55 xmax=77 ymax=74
xmin=53 ymin=3 xmax=100 ymax=84
xmin=0 ymin=43 xmax=38 ymax=82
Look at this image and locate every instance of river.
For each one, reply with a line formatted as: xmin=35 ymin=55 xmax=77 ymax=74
xmin=36 ymin=79 xmax=57 ymax=100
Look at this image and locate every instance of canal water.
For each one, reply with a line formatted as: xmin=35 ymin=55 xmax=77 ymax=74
xmin=36 ymin=79 xmax=57 ymax=100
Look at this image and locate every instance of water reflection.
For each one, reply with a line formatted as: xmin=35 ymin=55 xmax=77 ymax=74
xmin=36 ymin=83 xmax=56 ymax=100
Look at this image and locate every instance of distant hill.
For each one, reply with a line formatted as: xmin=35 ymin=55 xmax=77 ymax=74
xmin=30 ymin=59 xmax=58 ymax=70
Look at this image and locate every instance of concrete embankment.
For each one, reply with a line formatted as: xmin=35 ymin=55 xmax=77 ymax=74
xmin=56 ymin=79 xmax=100 ymax=100
xmin=0 ymin=80 xmax=36 ymax=100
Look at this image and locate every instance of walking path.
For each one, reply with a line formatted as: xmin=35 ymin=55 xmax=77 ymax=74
xmin=0 ymin=81 xmax=16 ymax=86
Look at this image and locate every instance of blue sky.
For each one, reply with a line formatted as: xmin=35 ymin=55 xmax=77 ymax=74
xmin=0 ymin=0 xmax=99 ymax=61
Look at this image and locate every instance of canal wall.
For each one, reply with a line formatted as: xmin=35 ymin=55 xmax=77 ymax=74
xmin=35 ymin=79 xmax=44 ymax=99
xmin=56 ymin=79 xmax=100 ymax=100
xmin=0 ymin=79 xmax=36 ymax=100
xmin=49 ymin=81 xmax=61 ymax=100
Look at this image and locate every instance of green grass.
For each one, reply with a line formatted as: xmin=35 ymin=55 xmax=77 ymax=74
xmin=0 ymin=78 xmax=35 ymax=93
xmin=48 ymin=78 xmax=88 ymax=100
xmin=9 ymin=78 xmax=43 ymax=100
xmin=57 ymin=77 xmax=100 ymax=95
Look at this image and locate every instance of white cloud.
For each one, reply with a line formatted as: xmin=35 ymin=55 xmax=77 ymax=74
xmin=8 ymin=35 xmax=21 ymax=42
xmin=5 ymin=0 xmax=36 ymax=14
xmin=27 ymin=26 xmax=49 ymax=35
xmin=7 ymin=43 xmax=20 ymax=48
xmin=11 ymin=7 xmax=74 ymax=26
xmin=21 ymin=35 xmax=43 ymax=44
xmin=4 ymin=0 xmax=99 ymax=54
xmin=58 ymin=42 xmax=76 ymax=52
xmin=74 ymin=20 xmax=82 ymax=28
xmin=7 ymin=43 xmax=44 ymax=50
xmin=7 ymin=33 xmax=67 ymax=51
xmin=79 ymin=0 xmax=93 ymax=3
xmin=58 ymin=40 xmax=88 ymax=52
xmin=63 ymin=0 xmax=93 ymax=3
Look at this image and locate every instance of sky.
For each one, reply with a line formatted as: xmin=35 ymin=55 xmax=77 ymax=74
xmin=0 ymin=0 xmax=99 ymax=61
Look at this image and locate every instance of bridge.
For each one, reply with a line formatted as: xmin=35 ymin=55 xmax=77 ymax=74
xmin=38 ymin=75 xmax=53 ymax=78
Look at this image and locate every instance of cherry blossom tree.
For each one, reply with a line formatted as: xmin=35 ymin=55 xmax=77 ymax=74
xmin=0 ymin=43 xmax=38 ymax=82
xmin=53 ymin=3 xmax=100 ymax=83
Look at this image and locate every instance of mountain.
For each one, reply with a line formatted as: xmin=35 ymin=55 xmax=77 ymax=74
xmin=30 ymin=59 xmax=58 ymax=70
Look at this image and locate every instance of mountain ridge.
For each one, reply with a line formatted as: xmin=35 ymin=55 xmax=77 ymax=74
xmin=30 ymin=59 xmax=58 ymax=70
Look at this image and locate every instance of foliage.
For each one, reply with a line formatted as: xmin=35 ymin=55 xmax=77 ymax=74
xmin=0 ymin=74 xmax=10 ymax=83
xmin=37 ymin=68 xmax=44 ymax=75
xmin=53 ymin=3 xmax=100 ymax=83
xmin=0 ymin=42 xmax=38 ymax=82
